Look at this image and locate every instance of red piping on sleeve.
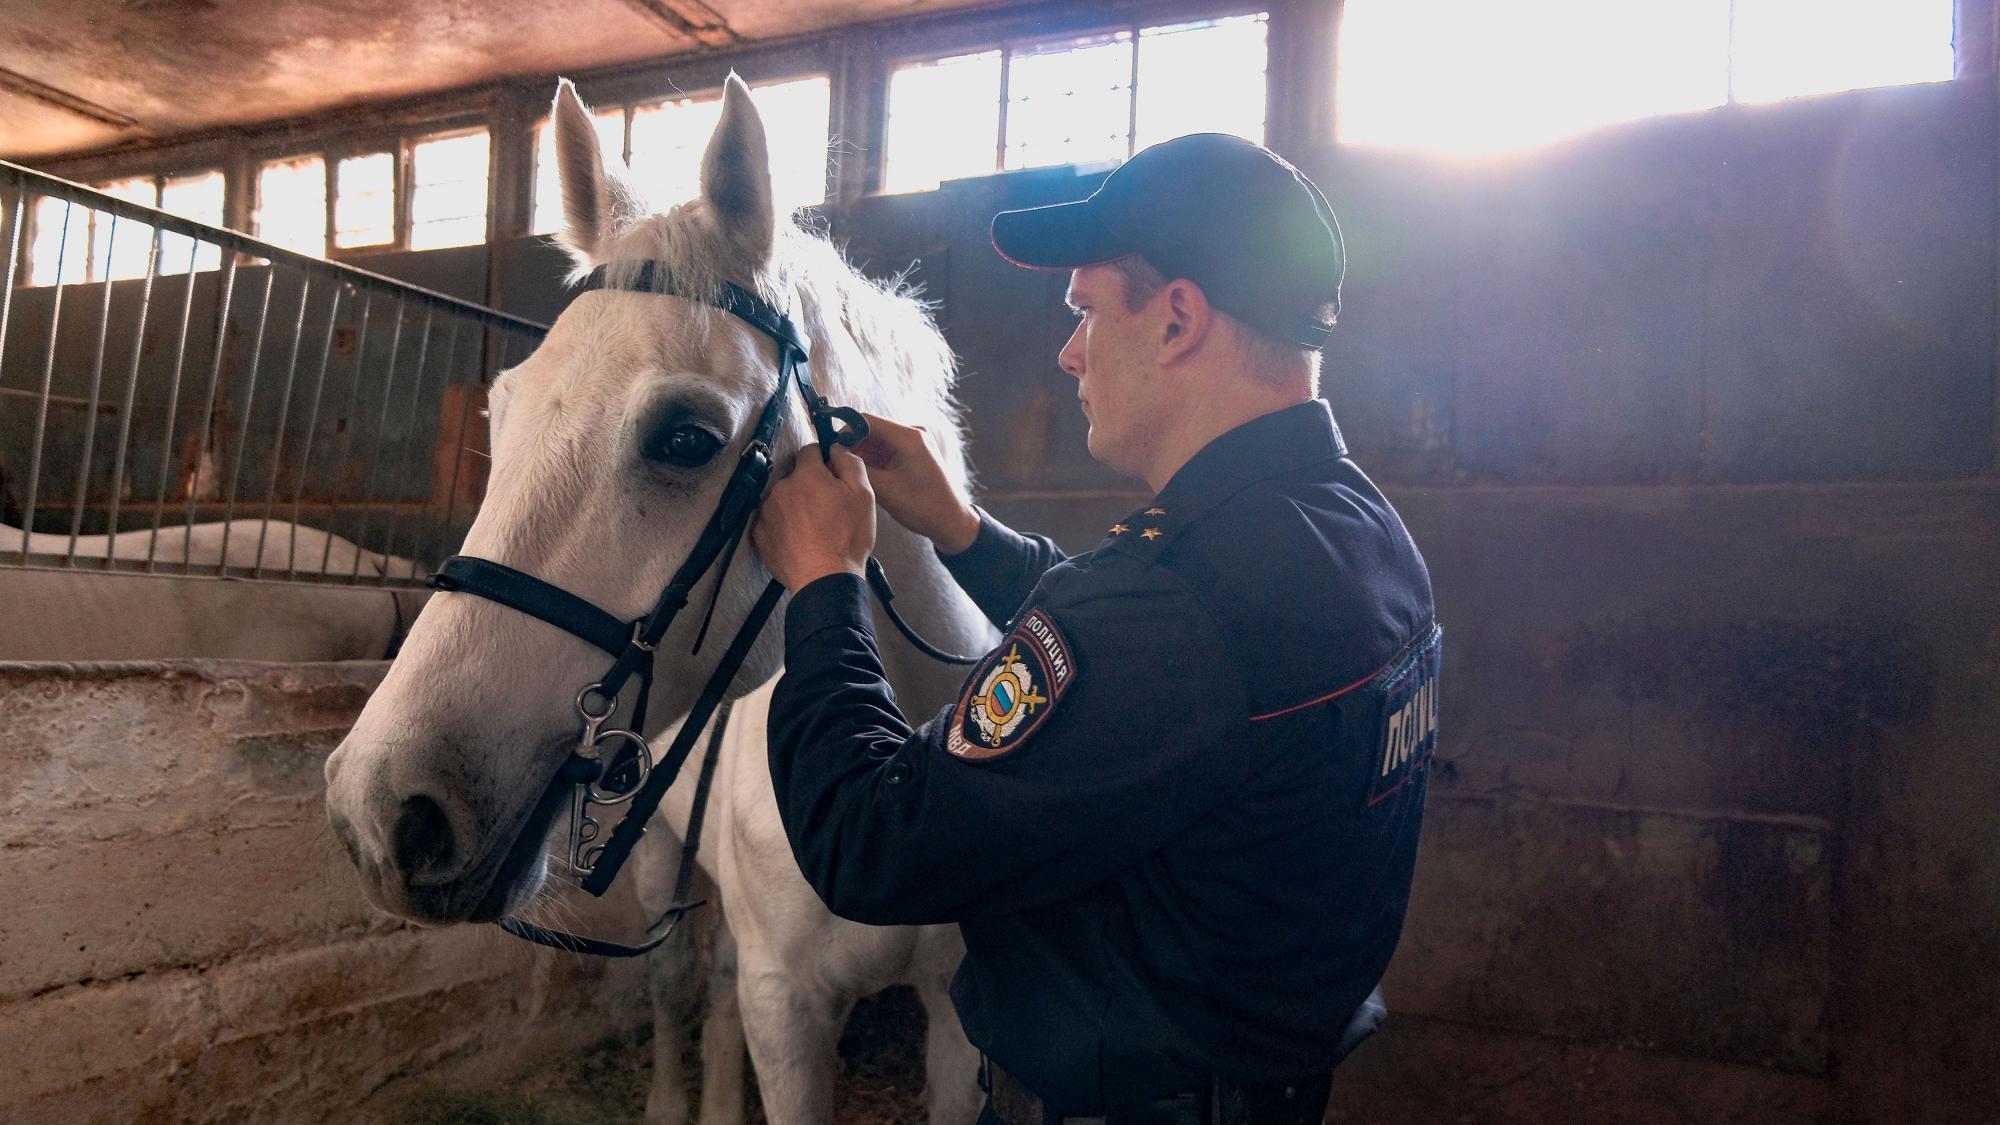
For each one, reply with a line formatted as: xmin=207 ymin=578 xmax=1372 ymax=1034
xmin=1248 ymin=661 xmax=1389 ymax=722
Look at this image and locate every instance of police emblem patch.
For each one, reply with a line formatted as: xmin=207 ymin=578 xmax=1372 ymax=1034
xmin=948 ymin=608 xmax=1075 ymax=760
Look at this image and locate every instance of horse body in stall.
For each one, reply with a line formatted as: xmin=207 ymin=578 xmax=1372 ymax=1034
xmin=0 ymin=517 xmax=400 ymax=578
xmin=324 ymin=76 xmax=994 ymax=1124
xmin=0 ymin=518 xmax=418 ymax=661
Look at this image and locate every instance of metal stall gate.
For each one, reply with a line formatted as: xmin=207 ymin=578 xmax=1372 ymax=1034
xmin=0 ymin=160 xmax=547 ymax=587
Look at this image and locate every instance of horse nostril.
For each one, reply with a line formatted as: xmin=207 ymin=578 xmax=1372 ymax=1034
xmin=391 ymin=795 xmax=459 ymax=881
xmin=329 ymin=814 xmax=362 ymax=865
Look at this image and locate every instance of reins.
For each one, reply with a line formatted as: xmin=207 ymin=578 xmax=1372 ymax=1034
xmin=425 ymin=262 xmax=978 ymax=957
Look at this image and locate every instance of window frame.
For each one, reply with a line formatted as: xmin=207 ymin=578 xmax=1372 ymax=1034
xmin=876 ymin=3 xmax=1271 ymax=195
xmin=243 ymin=114 xmax=498 ymax=260
xmin=526 ymin=67 xmax=835 ymax=237
xmin=1330 ymin=0 xmax=1961 ymax=150
xmin=403 ymin=125 xmax=496 ymax=252
xmin=22 ymin=168 xmax=227 ymax=286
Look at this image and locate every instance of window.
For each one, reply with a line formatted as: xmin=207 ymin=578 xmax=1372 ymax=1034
xmin=27 ymin=197 xmax=91 ymax=286
xmin=408 ymin=130 xmax=490 ymax=250
xmin=883 ymin=51 xmax=1004 ymax=194
xmin=94 ymin=178 xmax=158 ymax=281
xmin=628 ymin=95 xmax=727 ymax=212
xmin=334 ymin=153 xmax=396 ymax=249
xmin=1134 ymin=16 xmax=1270 ymax=151
xmin=753 ymin=77 xmax=834 ymax=214
xmin=882 ymin=14 xmax=1269 ymax=193
xmin=1004 ymin=33 xmax=1136 ymax=171
xmin=157 ymin=171 xmax=225 ymax=274
xmin=255 ymin=155 xmax=328 ymax=257
xmin=1731 ymin=0 xmax=1955 ymax=104
xmin=530 ymin=76 xmax=832 ymax=235
xmin=25 ymin=168 xmax=224 ymax=286
xmin=1337 ymin=0 xmax=1955 ymax=155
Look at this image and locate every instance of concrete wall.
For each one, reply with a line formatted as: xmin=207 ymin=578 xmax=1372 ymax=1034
xmin=0 ymin=660 xmax=648 ymax=1124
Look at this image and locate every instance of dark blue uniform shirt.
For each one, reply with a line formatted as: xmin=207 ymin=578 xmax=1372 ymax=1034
xmin=769 ymin=400 xmax=1439 ymax=1113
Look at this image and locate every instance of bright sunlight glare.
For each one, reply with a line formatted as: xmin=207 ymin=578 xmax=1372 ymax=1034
xmin=1338 ymin=0 xmax=1955 ymax=156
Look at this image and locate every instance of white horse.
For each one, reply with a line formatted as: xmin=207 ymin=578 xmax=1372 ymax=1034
xmin=0 ymin=517 xmax=402 ymax=578
xmin=0 ymin=518 xmax=418 ymax=662
xmin=324 ymin=76 xmax=996 ymax=1124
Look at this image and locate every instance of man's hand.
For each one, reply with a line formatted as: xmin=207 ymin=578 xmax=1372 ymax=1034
xmin=752 ymin=448 xmax=877 ymax=591
xmin=854 ymin=413 xmax=980 ymax=555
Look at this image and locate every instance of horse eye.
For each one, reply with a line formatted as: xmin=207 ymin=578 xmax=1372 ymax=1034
xmin=646 ymin=423 xmax=723 ymax=468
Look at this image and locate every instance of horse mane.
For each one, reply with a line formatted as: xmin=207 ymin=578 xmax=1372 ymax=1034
xmin=589 ymin=201 xmax=972 ymax=493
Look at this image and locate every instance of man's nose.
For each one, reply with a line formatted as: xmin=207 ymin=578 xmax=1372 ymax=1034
xmin=1058 ymin=323 xmax=1085 ymax=379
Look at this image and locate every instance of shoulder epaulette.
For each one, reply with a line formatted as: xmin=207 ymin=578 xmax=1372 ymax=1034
xmin=1100 ymin=503 xmax=1176 ymax=559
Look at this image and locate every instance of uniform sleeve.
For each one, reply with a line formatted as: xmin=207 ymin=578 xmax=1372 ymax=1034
xmin=935 ymin=509 xmax=1068 ymax=630
xmin=768 ymin=557 xmax=1250 ymax=926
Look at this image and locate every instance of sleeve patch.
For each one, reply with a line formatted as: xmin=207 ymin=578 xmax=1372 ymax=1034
xmin=947 ymin=608 xmax=1076 ymax=761
xmin=1368 ymin=629 xmax=1441 ymax=807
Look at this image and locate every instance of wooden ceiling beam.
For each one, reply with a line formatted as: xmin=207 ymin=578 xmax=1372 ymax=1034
xmin=0 ymin=65 xmax=147 ymax=132
xmin=609 ymin=0 xmax=743 ymax=48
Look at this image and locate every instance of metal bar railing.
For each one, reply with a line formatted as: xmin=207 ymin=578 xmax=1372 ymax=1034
xmin=250 ymin=271 xmax=315 ymax=577
xmin=282 ymin=283 xmax=345 ymax=581
xmin=144 ymin=233 xmax=204 ymax=571
xmin=347 ymin=292 xmax=409 ymax=581
xmin=181 ymin=252 xmax=238 ymax=572
xmin=0 ymin=159 xmax=548 ymax=587
xmin=65 ymin=211 xmax=121 ymax=556
xmin=4 ymin=161 xmax=543 ymax=334
xmin=101 ymin=223 xmax=161 ymax=565
xmin=22 ymin=199 xmax=74 ymax=557
xmin=378 ymin=301 xmax=436 ymax=585
xmin=318 ymin=287 xmax=373 ymax=575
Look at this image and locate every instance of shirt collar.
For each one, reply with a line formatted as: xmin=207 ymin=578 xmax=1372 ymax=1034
xmin=1095 ymin=400 xmax=1350 ymax=552
xmin=1154 ymin=399 xmax=1348 ymax=510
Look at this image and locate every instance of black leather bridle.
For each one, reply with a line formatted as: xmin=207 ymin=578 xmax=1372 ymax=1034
xmin=426 ymin=262 xmax=975 ymax=957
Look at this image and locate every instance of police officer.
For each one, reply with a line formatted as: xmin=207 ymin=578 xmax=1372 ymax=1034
xmin=749 ymin=133 xmax=1439 ymax=1124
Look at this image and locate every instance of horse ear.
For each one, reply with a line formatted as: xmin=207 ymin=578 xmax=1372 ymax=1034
xmin=551 ymin=78 xmax=646 ymax=266
xmin=700 ymin=74 xmax=775 ymax=262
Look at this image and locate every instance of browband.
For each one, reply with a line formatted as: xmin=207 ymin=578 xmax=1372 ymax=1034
xmin=583 ymin=263 xmax=810 ymax=360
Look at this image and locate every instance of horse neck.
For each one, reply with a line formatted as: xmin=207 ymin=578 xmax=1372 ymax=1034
xmin=785 ymin=264 xmax=994 ymax=711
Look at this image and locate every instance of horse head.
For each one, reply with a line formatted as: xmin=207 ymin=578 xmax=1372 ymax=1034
xmin=324 ymin=74 xmax=962 ymax=923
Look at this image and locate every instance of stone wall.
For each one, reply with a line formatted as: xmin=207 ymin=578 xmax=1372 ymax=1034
xmin=0 ymin=660 xmax=647 ymax=1124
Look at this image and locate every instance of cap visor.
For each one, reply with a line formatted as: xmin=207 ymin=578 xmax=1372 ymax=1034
xmin=990 ymin=200 xmax=1131 ymax=270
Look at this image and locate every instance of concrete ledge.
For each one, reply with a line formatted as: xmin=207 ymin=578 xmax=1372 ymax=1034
xmin=0 ymin=658 xmax=646 ymax=1124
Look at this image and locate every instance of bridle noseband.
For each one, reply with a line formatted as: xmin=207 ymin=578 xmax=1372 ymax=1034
xmin=426 ymin=262 xmax=972 ymax=957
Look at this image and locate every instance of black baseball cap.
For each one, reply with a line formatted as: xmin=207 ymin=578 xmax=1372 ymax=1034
xmin=990 ymin=133 xmax=1345 ymax=349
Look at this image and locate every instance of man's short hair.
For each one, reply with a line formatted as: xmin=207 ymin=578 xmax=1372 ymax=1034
xmin=1106 ymin=254 xmax=1323 ymax=386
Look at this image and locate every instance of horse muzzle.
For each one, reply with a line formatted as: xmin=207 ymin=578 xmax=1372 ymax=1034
xmin=325 ymin=738 xmax=574 ymax=924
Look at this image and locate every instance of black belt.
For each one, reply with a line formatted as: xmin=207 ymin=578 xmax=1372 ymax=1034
xmin=980 ymin=1058 xmax=1331 ymax=1125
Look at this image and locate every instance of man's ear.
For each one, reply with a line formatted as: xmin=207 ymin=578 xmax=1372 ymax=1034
xmin=1160 ymin=279 xmax=1214 ymax=365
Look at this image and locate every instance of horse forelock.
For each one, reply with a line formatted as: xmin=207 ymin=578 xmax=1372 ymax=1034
xmin=583 ymin=200 xmax=971 ymax=492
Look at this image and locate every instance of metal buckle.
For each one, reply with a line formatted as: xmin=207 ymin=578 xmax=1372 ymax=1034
xmin=629 ymin=621 xmax=658 ymax=653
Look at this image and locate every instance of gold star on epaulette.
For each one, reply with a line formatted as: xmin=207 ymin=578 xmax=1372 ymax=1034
xmin=1144 ymin=507 xmax=1167 ymax=516
xmin=1141 ymin=528 xmax=1163 ymax=540
xmin=1109 ymin=523 xmax=1130 ymax=535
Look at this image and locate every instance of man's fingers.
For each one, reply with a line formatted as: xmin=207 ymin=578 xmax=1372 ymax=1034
xmin=858 ymin=411 xmax=920 ymax=441
xmin=853 ymin=431 xmax=898 ymax=470
xmin=828 ymin=446 xmax=871 ymax=486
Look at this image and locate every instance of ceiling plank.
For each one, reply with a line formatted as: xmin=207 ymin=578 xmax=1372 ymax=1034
xmin=609 ymin=0 xmax=742 ymax=47
xmin=0 ymin=66 xmax=146 ymax=131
